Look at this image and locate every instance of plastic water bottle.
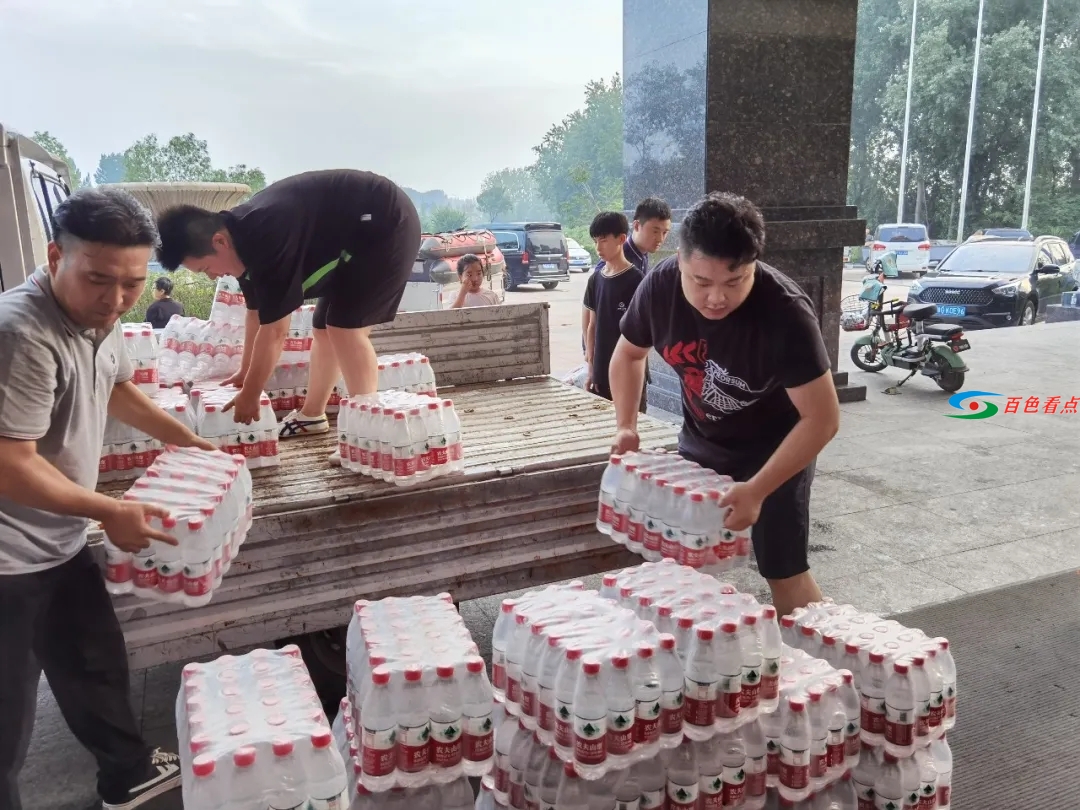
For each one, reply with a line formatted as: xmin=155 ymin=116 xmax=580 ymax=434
xmin=931 ymin=735 xmax=952 ymax=809
xmin=554 ymin=646 xmax=584 ymax=760
xmin=391 ymin=412 xmax=416 ymax=486
xmin=837 ymin=670 xmax=862 ymax=769
xmin=806 ymin=687 xmax=829 ymax=789
xmin=491 ymin=599 xmax=517 ymax=699
xmin=683 ymin=627 xmax=719 ymax=739
xmin=631 ymin=643 xmax=661 ymax=759
xmin=422 ymin=402 xmax=448 ymax=477
xmin=360 ymin=667 xmax=397 ymax=791
xmin=572 ymin=660 xmax=607 ymax=778
xmin=874 ymin=752 xmax=905 ymax=810
xmin=934 ymin=639 xmax=957 ymax=729
xmin=779 ymin=696 xmax=812 ymax=803
xmin=852 ymin=741 xmax=879 ymax=810
xmin=884 ymin=662 xmax=916 ymax=758
xmin=695 ymin=736 xmax=724 ymax=810
xmin=554 ymin=762 xmax=589 ymax=810
xmin=741 ymin=719 xmax=768 ymax=809
xmin=611 ymin=461 xmax=638 ymax=545
xmin=656 ymin=634 xmax=685 ymax=747
xmin=861 ymin=651 xmax=888 ymax=746
xmin=760 ymin=606 xmax=782 ymax=714
xmin=604 ymin=654 xmax=635 ymax=770
xmin=666 ymin=737 xmax=699 ymax=809
xmin=597 ymin=456 xmax=623 ymax=535
xmin=461 ymin=657 xmax=495 ymax=776
xmin=429 ymin=664 xmax=465 ymax=783
xmin=678 ymin=491 xmax=710 ymax=568
xmin=442 ymin=400 xmax=465 ymax=473
xmin=394 ymin=665 xmax=431 ymax=785
xmin=308 ymin=730 xmax=349 ymax=809
xmin=715 ymin=621 xmax=743 ymax=731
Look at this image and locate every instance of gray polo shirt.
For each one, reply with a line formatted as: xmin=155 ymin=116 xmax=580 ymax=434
xmin=0 ymin=270 xmax=132 ymax=574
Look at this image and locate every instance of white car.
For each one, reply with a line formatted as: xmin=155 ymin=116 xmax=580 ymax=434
xmin=869 ymin=223 xmax=931 ymax=277
xmin=566 ymin=237 xmax=593 ymax=272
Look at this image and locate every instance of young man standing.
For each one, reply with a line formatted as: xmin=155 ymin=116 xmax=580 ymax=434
xmin=582 ymin=212 xmax=646 ymax=411
xmin=0 ymin=188 xmax=216 ymax=810
xmin=624 ymin=196 xmax=673 ymax=273
xmin=608 ymin=193 xmax=841 ymax=617
xmin=144 ymin=275 xmax=184 ymax=330
xmin=156 ymin=170 xmax=421 ymax=460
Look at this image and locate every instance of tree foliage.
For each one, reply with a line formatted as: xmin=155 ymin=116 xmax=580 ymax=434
xmin=532 ymin=76 xmax=624 ymax=228
xmin=476 ymin=185 xmax=512 ymax=221
xmin=31 ymin=131 xmax=85 ymax=188
xmin=850 ymin=0 xmax=1080 ymax=239
xmin=121 ymin=133 xmax=266 ymax=194
xmin=478 ymin=167 xmax=553 ymax=221
xmin=94 ymin=152 xmax=126 ymax=185
xmin=425 ymin=205 xmax=469 ymax=234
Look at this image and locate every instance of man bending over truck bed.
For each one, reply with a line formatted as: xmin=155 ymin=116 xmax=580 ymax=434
xmin=157 ymin=169 xmax=421 ymax=464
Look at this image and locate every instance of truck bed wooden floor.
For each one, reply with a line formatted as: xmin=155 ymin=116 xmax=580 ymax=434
xmin=96 ymin=376 xmax=680 ymax=668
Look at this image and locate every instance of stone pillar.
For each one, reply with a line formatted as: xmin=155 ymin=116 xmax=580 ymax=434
xmin=623 ymin=0 xmax=867 ymax=406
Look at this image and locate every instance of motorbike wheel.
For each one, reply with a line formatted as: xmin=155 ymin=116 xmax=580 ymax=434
xmin=933 ymin=362 xmax=966 ymax=393
xmin=850 ymin=342 xmax=887 ymax=372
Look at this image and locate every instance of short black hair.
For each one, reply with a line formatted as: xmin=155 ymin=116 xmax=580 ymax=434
xmin=52 ymin=187 xmax=159 ymax=250
xmin=154 ymin=276 xmax=173 ymax=295
xmin=633 ymin=197 xmax=672 ymax=225
xmin=456 ymin=253 xmax=482 ymax=276
xmin=680 ymin=192 xmax=766 ymax=266
xmin=156 ymin=205 xmax=227 ymax=271
xmin=589 ymin=211 xmax=630 ymax=240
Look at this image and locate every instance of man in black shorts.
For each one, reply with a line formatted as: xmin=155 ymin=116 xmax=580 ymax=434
xmin=157 ymin=170 xmax=420 ymax=460
xmin=608 ymin=192 xmax=840 ymax=616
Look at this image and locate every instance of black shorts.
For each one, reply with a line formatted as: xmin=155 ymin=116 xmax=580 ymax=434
xmin=590 ymin=379 xmax=648 ymax=414
xmin=312 ymin=203 xmax=421 ymax=330
xmin=681 ymin=447 xmax=816 ymax=581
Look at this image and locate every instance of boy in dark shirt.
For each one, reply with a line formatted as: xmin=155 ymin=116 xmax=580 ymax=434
xmin=582 ymin=212 xmax=646 ymax=411
xmin=609 ymin=192 xmax=840 ymax=616
xmin=144 ymin=276 xmax=185 ymax=329
xmin=156 ymin=170 xmax=421 ymax=461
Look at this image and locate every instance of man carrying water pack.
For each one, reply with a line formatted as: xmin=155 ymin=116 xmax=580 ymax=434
xmin=608 ymin=192 xmax=840 ymax=617
xmin=157 ymin=169 xmax=421 ymax=463
xmin=0 ymin=188 xmax=215 ymax=810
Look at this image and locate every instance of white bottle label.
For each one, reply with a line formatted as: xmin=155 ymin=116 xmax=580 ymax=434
xmin=667 ymin=779 xmax=700 ymax=807
xmin=617 ymin=800 xmax=641 ymax=810
xmin=310 ymin=788 xmax=348 ymax=810
xmin=640 ymin=789 xmax=665 ymax=809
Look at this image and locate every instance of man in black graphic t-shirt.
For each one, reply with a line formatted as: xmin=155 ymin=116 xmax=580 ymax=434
xmin=609 ymin=192 xmax=840 ymax=616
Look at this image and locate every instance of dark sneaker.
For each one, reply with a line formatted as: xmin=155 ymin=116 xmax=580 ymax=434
xmin=278 ymin=409 xmax=329 ymax=438
xmin=101 ymin=748 xmax=181 ymax=810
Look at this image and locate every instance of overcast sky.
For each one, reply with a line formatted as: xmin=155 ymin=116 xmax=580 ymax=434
xmin=0 ymin=0 xmax=622 ymax=196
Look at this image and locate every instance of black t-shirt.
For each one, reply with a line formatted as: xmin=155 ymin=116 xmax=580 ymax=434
xmin=583 ymin=265 xmax=645 ymax=389
xmin=620 ymin=256 xmax=830 ymax=473
xmin=145 ymin=298 xmax=184 ymax=330
xmin=226 ymin=169 xmax=410 ymax=324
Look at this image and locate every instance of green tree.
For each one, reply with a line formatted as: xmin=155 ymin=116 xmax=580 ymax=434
xmin=478 ymin=167 xmax=552 ymax=220
xmin=476 ymin=185 xmax=512 ymax=221
xmin=94 ymin=152 xmax=126 ymax=185
xmin=31 ymin=131 xmax=85 ymax=187
xmin=425 ymin=206 xmax=468 ymax=234
xmin=532 ymin=75 xmax=624 ymax=229
xmin=850 ymin=0 xmax=1080 ymax=239
xmin=122 ymin=133 xmax=214 ymax=183
xmin=208 ymin=164 xmax=267 ymax=194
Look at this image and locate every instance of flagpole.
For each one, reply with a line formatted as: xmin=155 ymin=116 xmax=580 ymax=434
xmin=897 ymin=0 xmax=919 ymax=223
xmin=1021 ymin=0 xmax=1050 ymax=230
xmin=956 ymin=0 xmax=985 ymax=242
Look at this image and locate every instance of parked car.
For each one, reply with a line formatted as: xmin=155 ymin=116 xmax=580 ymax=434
xmin=966 ymin=228 xmax=1033 ymax=242
xmin=869 ymin=223 xmax=931 ymax=277
xmin=566 ymin=237 xmax=593 ymax=272
xmin=907 ymin=235 xmax=1078 ymax=328
xmin=474 ymin=221 xmax=571 ymax=291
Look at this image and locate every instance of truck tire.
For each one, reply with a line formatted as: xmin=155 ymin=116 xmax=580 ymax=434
xmin=286 ymin=628 xmax=348 ymax=714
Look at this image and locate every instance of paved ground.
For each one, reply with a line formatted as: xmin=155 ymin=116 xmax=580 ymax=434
xmin=19 ymin=271 xmax=1080 ymax=810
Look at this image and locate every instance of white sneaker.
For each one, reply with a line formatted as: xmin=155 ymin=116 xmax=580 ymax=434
xmin=328 ymin=449 xmax=341 ymax=466
xmin=278 ymin=409 xmax=329 ymax=439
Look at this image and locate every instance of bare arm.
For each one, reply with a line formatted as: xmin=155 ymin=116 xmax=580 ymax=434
xmin=240 ymin=308 xmax=260 ymax=376
xmin=609 ymin=337 xmax=651 ymax=432
xmin=747 ymin=371 xmax=840 ymax=498
xmin=582 ymin=307 xmax=596 ymax=364
xmin=450 ymin=285 xmax=469 ymax=309
xmin=108 ymin=381 xmax=213 ymax=449
xmin=0 ymin=437 xmax=120 ymax=522
xmin=243 ymin=314 xmax=290 ymax=394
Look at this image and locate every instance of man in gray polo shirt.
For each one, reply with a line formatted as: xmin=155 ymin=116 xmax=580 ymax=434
xmin=0 ymin=188 xmax=215 ymax=810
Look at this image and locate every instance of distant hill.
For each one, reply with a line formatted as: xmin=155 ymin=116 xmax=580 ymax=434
xmin=402 ymin=187 xmax=476 ymax=214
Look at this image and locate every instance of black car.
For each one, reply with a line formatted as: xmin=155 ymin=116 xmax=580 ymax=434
xmin=907 ymin=235 xmax=1078 ymax=328
xmin=474 ymin=222 xmax=570 ymax=291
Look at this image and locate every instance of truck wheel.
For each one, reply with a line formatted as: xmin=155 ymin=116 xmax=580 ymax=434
xmin=541 ymin=281 xmax=559 ymax=290
xmin=850 ymin=343 xmax=887 ymax=372
xmin=287 ymin=627 xmax=347 ymax=714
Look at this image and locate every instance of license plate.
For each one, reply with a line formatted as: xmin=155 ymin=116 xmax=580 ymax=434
xmin=895 ymin=249 xmax=908 ymax=255
xmin=951 ymin=339 xmax=971 ymax=352
xmin=937 ymin=305 xmax=966 ymax=317
xmin=541 ymin=263 xmax=557 ymax=270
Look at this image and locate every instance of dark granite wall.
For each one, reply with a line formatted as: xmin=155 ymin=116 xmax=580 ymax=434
xmin=623 ymin=0 xmax=867 ymax=410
